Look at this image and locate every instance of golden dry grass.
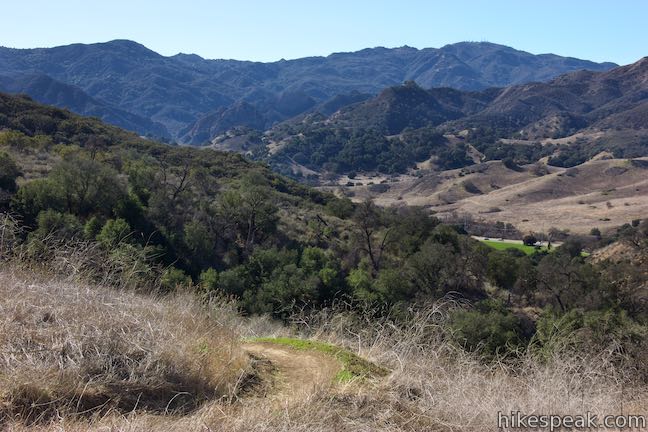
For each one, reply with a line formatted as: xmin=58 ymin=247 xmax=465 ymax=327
xmin=340 ymin=157 xmax=648 ymax=234
xmin=1 ymin=270 xmax=646 ymax=431
xmin=0 ymin=268 xmax=249 ymax=426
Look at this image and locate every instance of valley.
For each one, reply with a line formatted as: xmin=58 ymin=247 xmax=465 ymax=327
xmin=1 ymin=20 xmax=648 ymax=430
xmin=324 ymin=156 xmax=648 ymax=234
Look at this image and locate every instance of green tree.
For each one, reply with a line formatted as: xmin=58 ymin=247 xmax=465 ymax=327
xmin=347 ymin=267 xmax=375 ymax=302
xmin=11 ymin=180 xmax=65 ymax=226
xmin=184 ymin=219 xmax=218 ymax=267
xmin=537 ymin=254 xmax=606 ymax=312
xmin=449 ymin=300 xmax=525 ymax=356
xmin=160 ymin=267 xmax=191 ymax=291
xmin=199 ymin=268 xmax=219 ymax=292
xmin=325 ymin=197 xmax=354 ymax=219
xmin=125 ymin=160 xmax=158 ymax=205
xmin=374 ymin=268 xmax=411 ymax=304
xmin=558 ymin=238 xmax=584 ymax=258
xmin=522 ymin=235 xmax=537 ymax=246
xmin=217 ymin=177 xmax=278 ymax=256
xmin=217 ymin=266 xmax=249 ymax=297
xmin=30 ymin=210 xmax=83 ymax=242
xmin=247 ymin=263 xmax=319 ymax=317
xmin=513 ymin=258 xmax=538 ymax=303
xmin=407 ymin=236 xmax=486 ymax=300
xmin=487 ymin=250 xmax=519 ymax=292
xmin=300 ymin=247 xmax=344 ymax=301
xmin=49 ymin=157 xmax=125 ymax=216
xmin=83 ymin=216 xmax=103 ymax=240
xmin=353 ymin=199 xmax=391 ymax=274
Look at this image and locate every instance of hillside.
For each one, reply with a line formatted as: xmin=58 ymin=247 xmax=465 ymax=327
xmin=330 ymin=82 xmax=498 ymax=134
xmin=0 ymin=91 xmax=352 ymax=301
xmin=6 ymin=264 xmax=647 ymax=432
xmin=458 ymin=56 xmax=648 ymax=137
xmin=337 ymin=158 xmax=648 ymax=234
xmin=261 ymin=57 xmax=648 ymax=179
xmin=0 ymin=73 xmax=169 ymax=138
xmin=3 ymin=78 xmax=648 ymax=432
xmin=0 ymin=40 xmax=616 ymax=142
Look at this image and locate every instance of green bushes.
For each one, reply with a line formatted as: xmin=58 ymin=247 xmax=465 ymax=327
xmin=534 ymin=308 xmax=645 ymax=359
xmin=161 ymin=267 xmax=191 ymax=291
xmin=0 ymin=152 xmax=21 ymax=208
xmin=11 ymin=179 xmax=65 ymax=226
xmin=30 ymin=210 xmax=83 ymax=242
xmin=486 ymin=250 xmax=519 ymax=291
xmin=211 ymin=247 xmax=346 ymax=317
xmin=325 ymin=197 xmax=354 ymax=219
xmin=199 ymin=268 xmax=219 ymax=292
xmin=449 ymin=300 xmax=526 ymax=356
xmin=48 ymin=157 xmax=125 ymax=216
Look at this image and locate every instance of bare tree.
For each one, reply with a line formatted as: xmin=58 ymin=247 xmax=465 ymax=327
xmin=354 ymin=199 xmax=391 ymax=274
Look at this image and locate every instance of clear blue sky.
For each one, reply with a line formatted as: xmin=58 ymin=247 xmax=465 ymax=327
xmin=1 ymin=0 xmax=646 ymax=65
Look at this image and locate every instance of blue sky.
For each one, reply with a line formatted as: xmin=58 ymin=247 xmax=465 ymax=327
xmin=1 ymin=0 xmax=645 ymax=65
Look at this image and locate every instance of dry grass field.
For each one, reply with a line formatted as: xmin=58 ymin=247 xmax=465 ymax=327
xmin=0 ymin=267 xmax=250 ymax=426
xmin=334 ymin=157 xmax=648 ymax=234
xmin=1 ymin=267 xmax=646 ymax=431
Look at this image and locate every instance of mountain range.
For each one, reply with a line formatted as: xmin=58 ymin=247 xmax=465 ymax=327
xmin=321 ymin=56 xmax=648 ymax=137
xmin=250 ymin=56 xmax=647 ymax=178
xmin=0 ymin=40 xmax=616 ymax=143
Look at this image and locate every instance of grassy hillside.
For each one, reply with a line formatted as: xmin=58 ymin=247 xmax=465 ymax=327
xmin=1 ymin=93 xmax=648 ymax=430
xmin=0 ymin=268 xmax=249 ymax=422
xmin=4 ymin=265 xmax=647 ymax=431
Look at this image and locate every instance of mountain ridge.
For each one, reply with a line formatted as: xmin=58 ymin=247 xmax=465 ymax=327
xmin=258 ymin=57 xmax=648 ymax=177
xmin=0 ymin=40 xmax=617 ymax=142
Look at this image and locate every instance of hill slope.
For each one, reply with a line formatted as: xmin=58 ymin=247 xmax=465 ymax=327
xmin=341 ymin=158 xmax=648 ymax=234
xmin=459 ymin=56 xmax=648 ymax=137
xmin=261 ymin=57 xmax=648 ymax=177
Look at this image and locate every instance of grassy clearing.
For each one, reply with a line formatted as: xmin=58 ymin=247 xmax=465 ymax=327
xmin=249 ymin=337 xmax=388 ymax=382
xmin=481 ymin=239 xmax=547 ymax=255
xmin=481 ymin=239 xmax=591 ymax=257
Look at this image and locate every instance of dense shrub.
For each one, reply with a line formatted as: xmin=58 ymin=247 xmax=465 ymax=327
xmin=449 ymin=300 xmax=526 ymax=356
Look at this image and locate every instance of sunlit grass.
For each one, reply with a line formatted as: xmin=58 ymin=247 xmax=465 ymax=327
xmin=481 ymin=239 xmax=546 ymax=255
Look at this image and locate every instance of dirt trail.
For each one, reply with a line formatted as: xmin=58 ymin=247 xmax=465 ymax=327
xmin=242 ymin=342 xmax=342 ymax=401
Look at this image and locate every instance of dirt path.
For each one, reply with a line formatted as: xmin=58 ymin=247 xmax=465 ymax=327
xmin=242 ymin=342 xmax=342 ymax=401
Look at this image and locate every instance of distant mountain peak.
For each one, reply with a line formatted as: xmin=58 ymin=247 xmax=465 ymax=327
xmin=93 ymin=39 xmax=161 ymax=56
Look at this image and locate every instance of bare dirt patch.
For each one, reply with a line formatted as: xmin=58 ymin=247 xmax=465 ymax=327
xmin=241 ymin=342 xmax=341 ymax=401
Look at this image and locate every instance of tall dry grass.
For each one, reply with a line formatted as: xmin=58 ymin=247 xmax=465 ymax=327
xmin=2 ymin=213 xmax=646 ymax=431
xmin=258 ymin=303 xmax=646 ymax=431
xmin=0 ymin=268 xmax=250 ymax=426
xmin=7 ymin=299 xmax=645 ymax=431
